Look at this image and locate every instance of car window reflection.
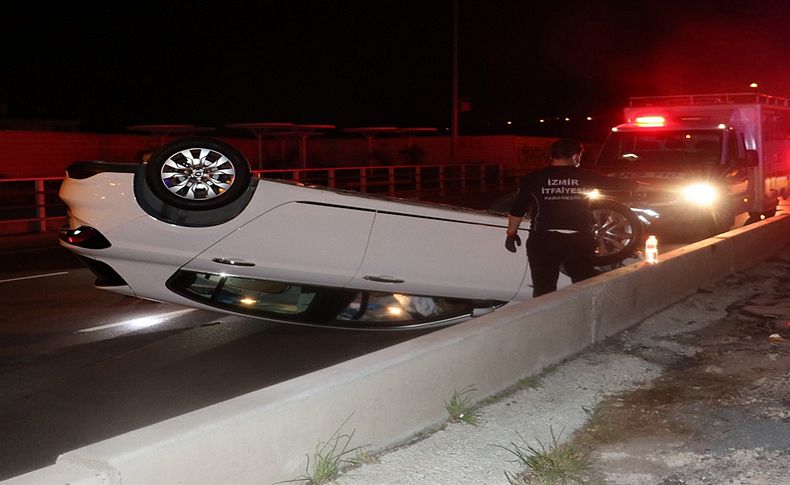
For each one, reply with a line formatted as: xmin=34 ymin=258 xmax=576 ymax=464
xmin=167 ymin=270 xmax=502 ymax=330
xmin=337 ymin=293 xmax=481 ymax=322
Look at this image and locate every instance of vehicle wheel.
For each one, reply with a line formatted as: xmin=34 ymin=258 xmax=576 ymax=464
xmin=145 ymin=138 xmax=251 ymax=210
xmin=589 ymin=199 xmax=644 ymax=266
xmin=712 ymin=207 xmax=735 ymax=234
xmin=692 ymin=204 xmax=735 ymax=239
xmin=744 ymin=207 xmax=776 ymax=225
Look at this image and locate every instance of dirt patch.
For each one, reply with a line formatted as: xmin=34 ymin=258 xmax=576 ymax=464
xmin=569 ymin=259 xmax=790 ymax=484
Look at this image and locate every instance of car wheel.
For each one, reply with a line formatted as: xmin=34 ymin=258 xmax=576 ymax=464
xmin=714 ymin=208 xmax=735 ymax=234
xmin=145 ymin=138 xmax=251 ymax=210
xmin=745 ymin=207 xmax=777 ymax=225
xmin=705 ymin=205 xmax=735 ymax=237
xmin=589 ymin=199 xmax=644 ymax=266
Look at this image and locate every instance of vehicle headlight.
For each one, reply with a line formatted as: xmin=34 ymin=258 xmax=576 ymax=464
xmin=682 ymin=183 xmax=718 ymax=205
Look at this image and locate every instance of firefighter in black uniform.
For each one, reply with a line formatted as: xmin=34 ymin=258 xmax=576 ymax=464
xmin=505 ymin=139 xmax=638 ymax=297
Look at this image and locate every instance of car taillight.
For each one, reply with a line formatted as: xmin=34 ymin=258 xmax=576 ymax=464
xmin=59 ymin=226 xmax=112 ymax=249
xmin=635 ymin=116 xmax=666 ymax=127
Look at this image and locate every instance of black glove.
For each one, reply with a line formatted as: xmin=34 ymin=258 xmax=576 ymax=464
xmin=505 ymin=233 xmax=522 ymax=253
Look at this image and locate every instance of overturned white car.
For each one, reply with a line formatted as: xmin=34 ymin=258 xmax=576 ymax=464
xmin=59 ymin=138 xmax=641 ymax=329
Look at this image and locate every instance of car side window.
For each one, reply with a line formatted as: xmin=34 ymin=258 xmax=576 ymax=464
xmin=167 ymin=270 xmax=502 ymax=329
xmin=169 ymin=270 xmax=318 ymax=316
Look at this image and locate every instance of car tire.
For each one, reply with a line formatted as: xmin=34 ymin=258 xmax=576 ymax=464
xmin=145 ymin=138 xmax=251 ymax=210
xmin=745 ymin=207 xmax=777 ymax=225
xmin=589 ymin=199 xmax=644 ymax=266
xmin=707 ymin=204 xmax=735 ymax=237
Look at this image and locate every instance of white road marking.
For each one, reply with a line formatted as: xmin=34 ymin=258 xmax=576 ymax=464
xmin=77 ymin=308 xmax=197 ymax=333
xmin=0 ymin=271 xmax=69 ymax=284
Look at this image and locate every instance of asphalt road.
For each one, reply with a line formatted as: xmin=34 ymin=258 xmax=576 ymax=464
xmin=0 ymin=243 xmax=432 ymax=480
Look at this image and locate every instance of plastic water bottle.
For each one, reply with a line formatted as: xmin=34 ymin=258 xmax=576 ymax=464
xmin=645 ymin=235 xmax=659 ymax=264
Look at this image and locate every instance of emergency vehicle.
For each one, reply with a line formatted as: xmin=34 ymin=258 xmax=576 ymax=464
xmin=593 ymin=93 xmax=790 ymax=239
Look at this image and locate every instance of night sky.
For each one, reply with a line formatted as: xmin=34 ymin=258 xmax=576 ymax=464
xmin=4 ymin=0 xmax=790 ymax=137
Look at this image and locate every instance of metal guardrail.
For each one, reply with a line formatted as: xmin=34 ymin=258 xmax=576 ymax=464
xmin=0 ymin=176 xmax=68 ymax=234
xmin=629 ymin=92 xmax=790 ymax=107
xmin=0 ymin=163 xmax=514 ymax=235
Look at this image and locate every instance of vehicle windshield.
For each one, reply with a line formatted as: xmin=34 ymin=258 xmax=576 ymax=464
xmin=167 ymin=270 xmax=501 ymax=330
xmin=596 ymin=130 xmax=723 ymax=169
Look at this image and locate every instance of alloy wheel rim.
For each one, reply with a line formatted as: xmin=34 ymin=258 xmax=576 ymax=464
xmin=160 ymin=148 xmax=236 ymax=200
xmin=592 ymin=209 xmax=635 ymax=257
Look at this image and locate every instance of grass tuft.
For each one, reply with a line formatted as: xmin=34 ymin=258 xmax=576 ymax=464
xmin=445 ymin=385 xmax=479 ymax=426
xmin=277 ymin=415 xmax=366 ymax=485
xmin=500 ymin=427 xmax=596 ymax=485
xmin=352 ymin=449 xmax=378 ymax=466
xmin=514 ymin=376 xmax=542 ymax=390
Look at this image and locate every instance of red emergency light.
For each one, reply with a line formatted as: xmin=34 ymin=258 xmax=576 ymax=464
xmin=634 ymin=115 xmax=666 ymax=127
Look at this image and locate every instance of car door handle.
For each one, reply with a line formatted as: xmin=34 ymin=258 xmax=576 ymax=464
xmin=363 ymin=275 xmax=405 ymax=283
xmin=211 ymin=258 xmax=256 ymax=267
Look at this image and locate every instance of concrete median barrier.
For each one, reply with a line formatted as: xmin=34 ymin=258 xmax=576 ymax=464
xmin=5 ymin=214 xmax=790 ymax=485
xmin=589 ymin=235 xmax=736 ymax=339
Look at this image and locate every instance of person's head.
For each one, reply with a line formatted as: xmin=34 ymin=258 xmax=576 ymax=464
xmin=550 ymin=139 xmax=584 ymax=167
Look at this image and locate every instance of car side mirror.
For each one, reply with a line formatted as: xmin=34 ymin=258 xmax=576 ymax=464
xmin=744 ymin=149 xmax=759 ymax=167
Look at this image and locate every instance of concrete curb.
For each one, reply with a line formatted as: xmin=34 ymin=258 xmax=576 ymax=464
xmin=5 ymin=215 xmax=790 ymax=485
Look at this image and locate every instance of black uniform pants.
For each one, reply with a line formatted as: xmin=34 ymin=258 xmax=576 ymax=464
xmin=526 ymin=230 xmax=598 ymax=297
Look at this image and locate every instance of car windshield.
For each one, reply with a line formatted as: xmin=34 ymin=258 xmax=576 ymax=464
xmin=596 ymin=130 xmax=723 ymax=169
xmin=167 ymin=270 xmax=501 ymax=330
